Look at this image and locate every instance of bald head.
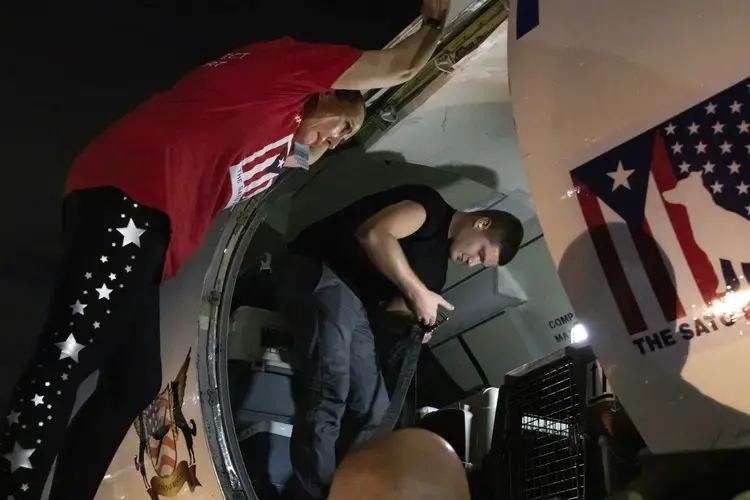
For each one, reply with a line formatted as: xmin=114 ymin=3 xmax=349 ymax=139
xmin=329 ymin=429 xmax=470 ymax=500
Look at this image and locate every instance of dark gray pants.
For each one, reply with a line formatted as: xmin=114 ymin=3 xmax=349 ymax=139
xmin=276 ymin=254 xmax=389 ymax=499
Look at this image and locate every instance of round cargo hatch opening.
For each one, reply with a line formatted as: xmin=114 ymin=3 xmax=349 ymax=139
xmin=195 ymin=176 xmax=288 ymax=500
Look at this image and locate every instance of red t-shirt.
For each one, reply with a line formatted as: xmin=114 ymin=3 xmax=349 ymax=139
xmin=66 ymin=38 xmax=362 ymax=279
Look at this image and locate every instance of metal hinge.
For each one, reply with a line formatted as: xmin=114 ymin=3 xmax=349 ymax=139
xmin=207 ymin=290 xmax=222 ymax=306
xmin=357 ymin=0 xmax=509 ymax=145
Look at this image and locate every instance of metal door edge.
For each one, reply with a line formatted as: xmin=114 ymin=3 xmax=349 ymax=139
xmin=195 ymin=174 xmax=291 ymax=499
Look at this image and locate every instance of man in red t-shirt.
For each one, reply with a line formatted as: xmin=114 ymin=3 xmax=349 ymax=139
xmin=0 ymin=1 xmax=451 ymax=498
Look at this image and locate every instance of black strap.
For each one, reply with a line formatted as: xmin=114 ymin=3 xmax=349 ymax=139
xmin=374 ymin=327 xmax=425 ymax=437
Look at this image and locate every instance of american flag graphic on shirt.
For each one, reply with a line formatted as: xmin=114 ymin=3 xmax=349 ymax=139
xmin=226 ymin=134 xmax=293 ymax=208
xmin=570 ymin=77 xmax=750 ymax=337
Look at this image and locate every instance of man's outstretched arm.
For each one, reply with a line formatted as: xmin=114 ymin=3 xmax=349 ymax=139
xmin=332 ymin=0 xmax=450 ymax=90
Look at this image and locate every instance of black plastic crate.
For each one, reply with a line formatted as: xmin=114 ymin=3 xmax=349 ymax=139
xmin=500 ymin=347 xmax=604 ymax=500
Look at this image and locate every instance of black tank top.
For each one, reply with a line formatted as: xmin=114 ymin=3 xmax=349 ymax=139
xmin=289 ymin=184 xmax=456 ymax=307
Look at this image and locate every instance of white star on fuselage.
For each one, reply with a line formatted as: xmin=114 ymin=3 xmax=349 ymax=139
xmin=607 ymin=161 xmax=635 ymax=191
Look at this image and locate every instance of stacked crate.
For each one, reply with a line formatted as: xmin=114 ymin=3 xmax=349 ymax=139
xmin=499 ymin=346 xmax=606 ymax=500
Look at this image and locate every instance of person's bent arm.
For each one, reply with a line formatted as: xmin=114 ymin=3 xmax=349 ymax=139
xmin=332 ymin=0 xmax=450 ymax=90
xmin=357 ymin=201 xmax=428 ymax=297
xmin=356 ymin=201 xmax=454 ymax=325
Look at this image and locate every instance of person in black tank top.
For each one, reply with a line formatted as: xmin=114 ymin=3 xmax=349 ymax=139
xmin=276 ymin=184 xmax=523 ymax=499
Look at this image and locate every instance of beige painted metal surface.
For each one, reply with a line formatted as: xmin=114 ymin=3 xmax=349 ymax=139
xmin=509 ymin=0 xmax=750 ymax=453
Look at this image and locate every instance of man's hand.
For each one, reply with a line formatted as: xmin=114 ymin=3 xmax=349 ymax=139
xmin=405 ymin=285 xmax=454 ymax=327
xmin=381 ymin=296 xmax=441 ymax=343
xmin=332 ymin=0 xmax=451 ymax=90
xmin=422 ymin=0 xmax=450 ymax=23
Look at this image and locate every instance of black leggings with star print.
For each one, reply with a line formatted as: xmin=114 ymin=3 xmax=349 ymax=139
xmin=0 ymin=187 xmax=171 ymax=500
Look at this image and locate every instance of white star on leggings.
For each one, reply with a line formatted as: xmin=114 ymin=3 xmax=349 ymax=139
xmin=117 ymin=219 xmax=146 ymax=247
xmin=56 ymin=334 xmax=85 ymax=363
xmin=3 ymin=442 xmax=34 ymax=472
xmin=95 ymin=284 xmax=112 ymax=300
xmin=70 ymin=300 xmax=87 ymax=315
xmin=6 ymin=410 xmax=20 ymax=426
